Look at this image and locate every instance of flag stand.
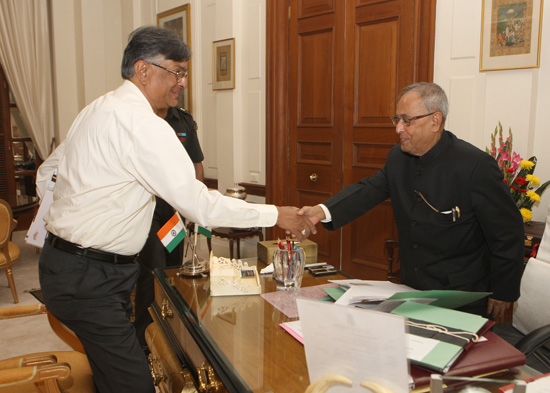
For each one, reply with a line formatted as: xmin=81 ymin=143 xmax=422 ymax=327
xmin=178 ymin=222 xmax=209 ymax=277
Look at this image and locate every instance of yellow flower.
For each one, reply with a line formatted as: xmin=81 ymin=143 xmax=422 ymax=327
xmin=526 ymin=174 xmax=540 ymax=185
xmin=526 ymin=190 xmax=541 ymax=202
xmin=520 ymin=208 xmax=533 ymax=223
xmin=520 ymin=160 xmax=535 ymax=169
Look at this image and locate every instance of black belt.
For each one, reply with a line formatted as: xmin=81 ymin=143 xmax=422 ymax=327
xmin=46 ymin=233 xmax=138 ymax=264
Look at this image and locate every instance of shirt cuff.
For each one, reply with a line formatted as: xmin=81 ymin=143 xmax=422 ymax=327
xmin=318 ymin=204 xmax=332 ymax=223
xmin=253 ymin=204 xmax=279 ymax=227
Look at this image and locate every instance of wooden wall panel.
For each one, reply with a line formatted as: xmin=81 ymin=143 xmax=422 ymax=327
xmin=298 ymin=31 xmax=334 ymax=126
xmin=298 ymin=0 xmax=335 ymax=19
xmin=355 ymin=20 xmax=398 ymax=124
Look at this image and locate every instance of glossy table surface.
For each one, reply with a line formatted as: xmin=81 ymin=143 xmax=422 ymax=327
xmin=154 ymin=264 xmax=532 ymax=393
xmin=155 ymin=263 xmax=349 ymax=393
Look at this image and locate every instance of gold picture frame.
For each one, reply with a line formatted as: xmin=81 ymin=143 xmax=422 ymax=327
xmin=480 ymin=0 xmax=544 ymax=71
xmin=212 ymin=38 xmax=235 ymax=90
xmin=157 ymin=4 xmax=193 ymax=113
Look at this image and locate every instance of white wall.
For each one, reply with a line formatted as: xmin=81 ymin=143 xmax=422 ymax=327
xmin=434 ymin=0 xmax=550 ymax=221
xmin=50 ymin=0 xmax=266 ymax=204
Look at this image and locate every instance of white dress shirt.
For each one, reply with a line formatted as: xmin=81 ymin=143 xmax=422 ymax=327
xmin=36 ymin=80 xmax=277 ymax=255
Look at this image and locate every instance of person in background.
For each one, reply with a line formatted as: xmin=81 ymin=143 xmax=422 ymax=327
xmin=133 ymin=105 xmax=204 ymax=351
xmin=300 ymin=82 xmax=524 ymax=321
xmin=36 ymin=26 xmax=315 ymax=393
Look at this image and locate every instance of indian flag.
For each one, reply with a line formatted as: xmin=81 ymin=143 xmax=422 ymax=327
xmin=157 ymin=212 xmax=186 ymax=253
xmin=195 ymin=223 xmax=212 ymax=238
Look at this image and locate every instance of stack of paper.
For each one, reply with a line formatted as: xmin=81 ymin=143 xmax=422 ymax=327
xmin=411 ymin=330 xmax=526 ymax=390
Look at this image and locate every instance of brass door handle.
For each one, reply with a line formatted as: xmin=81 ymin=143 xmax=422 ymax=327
xmin=309 ymin=173 xmax=318 ymax=182
xmin=161 ymin=299 xmax=173 ymax=320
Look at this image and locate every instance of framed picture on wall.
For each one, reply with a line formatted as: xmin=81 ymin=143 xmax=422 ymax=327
xmin=157 ymin=4 xmax=193 ymax=113
xmin=480 ymin=0 xmax=544 ymax=71
xmin=212 ymin=38 xmax=235 ymax=90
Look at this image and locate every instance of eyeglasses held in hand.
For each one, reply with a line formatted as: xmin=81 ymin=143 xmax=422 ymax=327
xmin=414 ymin=190 xmax=461 ymax=222
xmin=148 ymin=62 xmax=188 ymax=83
xmin=391 ymin=112 xmax=436 ymax=126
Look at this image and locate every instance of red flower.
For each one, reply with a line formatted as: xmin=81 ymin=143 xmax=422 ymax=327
xmin=510 ymin=185 xmax=519 ymax=191
xmin=503 ymin=179 xmax=509 ymax=184
xmin=514 ymin=177 xmax=528 ymax=185
xmin=505 ymin=168 xmax=515 ymax=173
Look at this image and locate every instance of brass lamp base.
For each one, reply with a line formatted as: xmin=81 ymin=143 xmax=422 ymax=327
xmin=178 ymin=258 xmax=209 ymax=277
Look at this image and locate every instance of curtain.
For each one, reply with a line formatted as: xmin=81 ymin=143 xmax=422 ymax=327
xmin=0 ymin=0 xmax=55 ymax=160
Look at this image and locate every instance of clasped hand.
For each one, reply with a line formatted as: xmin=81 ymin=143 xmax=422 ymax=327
xmin=276 ymin=206 xmax=317 ymax=241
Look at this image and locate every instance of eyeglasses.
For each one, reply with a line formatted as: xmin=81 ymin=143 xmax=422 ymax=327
xmin=391 ymin=112 xmax=436 ymax=126
xmin=414 ymin=190 xmax=461 ymax=222
xmin=148 ymin=62 xmax=188 ymax=83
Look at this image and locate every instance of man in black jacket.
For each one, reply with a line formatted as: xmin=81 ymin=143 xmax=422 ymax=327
xmin=300 ymin=82 xmax=524 ymax=320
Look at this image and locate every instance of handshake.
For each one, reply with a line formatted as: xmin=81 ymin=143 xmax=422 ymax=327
xmin=275 ymin=205 xmax=327 ymax=241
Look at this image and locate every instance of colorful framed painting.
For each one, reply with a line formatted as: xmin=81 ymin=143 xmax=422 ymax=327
xmin=212 ymin=38 xmax=235 ymax=90
xmin=480 ymin=0 xmax=544 ymax=71
xmin=157 ymin=4 xmax=192 ymax=112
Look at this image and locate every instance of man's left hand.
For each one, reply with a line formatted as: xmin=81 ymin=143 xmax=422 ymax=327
xmin=487 ymin=298 xmax=513 ymax=321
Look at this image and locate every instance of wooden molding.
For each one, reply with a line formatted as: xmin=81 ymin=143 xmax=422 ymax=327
xmin=238 ymin=182 xmax=265 ymax=197
xmin=203 ymin=177 xmax=218 ymax=190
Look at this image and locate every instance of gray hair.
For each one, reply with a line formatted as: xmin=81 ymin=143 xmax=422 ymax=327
xmin=121 ymin=26 xmax=192 ymax=79
xmin=398 ymin=82 xmax=449 ymax=120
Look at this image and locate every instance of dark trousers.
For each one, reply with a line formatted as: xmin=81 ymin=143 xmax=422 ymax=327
xmin=134 ymin=198 xmax=185 ymax=347
xmin=39 ymin=242 xmax=155 ymax=393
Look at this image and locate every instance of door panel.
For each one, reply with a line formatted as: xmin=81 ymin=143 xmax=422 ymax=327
xmin=289 ymin=0 xmax=345 ymax=267
xmin=340 ymin=0 xmax=413 ymax=278
xmin=267 ymin=0 xmax=436 ymax=277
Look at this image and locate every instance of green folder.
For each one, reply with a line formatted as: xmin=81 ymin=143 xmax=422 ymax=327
xmin=388 ymin=290 xmax=491 ymax=309
xmin=390 ymin=301 xmax=489 ymax=373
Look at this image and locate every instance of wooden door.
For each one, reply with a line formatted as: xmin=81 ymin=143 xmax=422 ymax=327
xmin=266 ymin=0 xmax=436 ymax=278
xmin=288 ymin=0 xmax=346 ymax=267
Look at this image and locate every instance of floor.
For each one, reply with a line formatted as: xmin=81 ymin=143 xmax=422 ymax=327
xmin=0 ymin=230 xmax=72 ymax=360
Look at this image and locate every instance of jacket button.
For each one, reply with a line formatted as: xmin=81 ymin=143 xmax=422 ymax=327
xmin=415 ymin=170 xmax=421 ymax=176
xmin=412 ymin=221 xmax=417 ymax=226
xmin=413 ymin=244 xmax=418 ymax=249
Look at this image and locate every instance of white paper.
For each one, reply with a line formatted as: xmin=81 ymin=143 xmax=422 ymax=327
xmin=25 ymin=187 xmax=53 ymax=248
xmin=405 ymin=333 xmax=438 ymax=362
xmin=334 ymin=280 xmax=417 ymax=306
xmin=297 ymin=297 xmax=409 ymax=393
xmin=526 ymin=375 xmax=550 ymax=393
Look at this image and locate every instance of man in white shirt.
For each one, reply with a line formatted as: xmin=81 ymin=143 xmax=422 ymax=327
xmin=36 ymin=26 xmax=315 ymax=393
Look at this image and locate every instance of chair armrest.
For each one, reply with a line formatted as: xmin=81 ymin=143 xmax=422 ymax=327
xmin=21 ymin=354 xmax=58 ymax=366
xmin=0 ymin=362 xmax=70 ymax=391
xmin=515 ymin=324 xmax=550 ymax=357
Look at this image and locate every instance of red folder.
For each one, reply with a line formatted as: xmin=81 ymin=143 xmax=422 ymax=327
xmin=410 ymin=330 xmax=526 ymax=389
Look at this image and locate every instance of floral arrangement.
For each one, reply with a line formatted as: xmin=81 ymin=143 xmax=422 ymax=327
xmin=486 ymin=122 xmax=550 ymax=223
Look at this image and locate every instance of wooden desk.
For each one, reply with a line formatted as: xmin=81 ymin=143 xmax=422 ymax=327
xmin=150 ymin=266 xmax=532 ymax=393
xmin=151 ymin=265 xmax=350 ymax=393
